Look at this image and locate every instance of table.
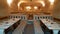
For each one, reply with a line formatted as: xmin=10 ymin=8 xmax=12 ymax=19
xmin=0 ymin=18 xmax=20 ymax=34
xmin=40 ymin=19 xmax=60 ymax=34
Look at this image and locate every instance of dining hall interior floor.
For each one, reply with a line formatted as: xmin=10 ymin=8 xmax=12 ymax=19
xmin=12 ymin=20 xmax=60 ymax=34
xmin=23 ymin=24 xmax=34 ymax=34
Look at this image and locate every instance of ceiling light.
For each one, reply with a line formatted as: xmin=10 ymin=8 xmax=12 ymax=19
xmin=40 ymin=1 xmax=45 ymax=7
xmin=26 ymin=6 xmax=31 ymax=10
xmin=7 ymin=0 xmax=13 ymax=7
xmin=49 ymin=0 xmax=55 ymax=5
xmin=34 ymin=6 xmax=38 ymax=10
xmin=18 ymin=1 xmax=25 ymax=7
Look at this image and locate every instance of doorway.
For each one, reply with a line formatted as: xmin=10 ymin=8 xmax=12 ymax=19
xmin=28 ymin=14 xmax=33 ymax=20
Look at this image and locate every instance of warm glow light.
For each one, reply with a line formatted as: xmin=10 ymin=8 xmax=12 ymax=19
xmin=34 ymin=6 xmax=38 ymax=10
xmin=49 ymin=0 xmax=55 ymax=5
xmin=18 ymin=1 xmax=24 ymax=7
xmin=40 ymin=1 xmax=45 ymax=7
xmin=36 ymin=0 xmax=45 ymax=7
xmin=26 ymin=6 xmax=31 ymax=10
xmin=18 ymin=1 xmax=27 ymax=7
xmin=18 ymin=1 xmax=27 ymax=10
xmin=7 ymin=0 xmax=13 ymax=7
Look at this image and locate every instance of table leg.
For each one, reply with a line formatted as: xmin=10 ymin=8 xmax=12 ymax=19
xmin=53 ymin=30 xmax=59 ymax=34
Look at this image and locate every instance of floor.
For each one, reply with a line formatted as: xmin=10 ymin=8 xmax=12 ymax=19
xmin=23 ymin=24 xmax=34 ymax=34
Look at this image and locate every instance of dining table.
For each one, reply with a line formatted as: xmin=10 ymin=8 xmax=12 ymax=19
xmin=0 ymin=18 xmax=21 ymax=34
xmin=40 ymin=19 xmax=60 ymax=34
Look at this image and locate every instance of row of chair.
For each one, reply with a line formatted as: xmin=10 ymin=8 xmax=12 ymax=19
xmin=9 ymin=15 xmax=53 ymax=20
xmin=34 ymin=15 xmax=53 ymax=20
xmin=9 ymin=15 xmax=27 ymax=20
